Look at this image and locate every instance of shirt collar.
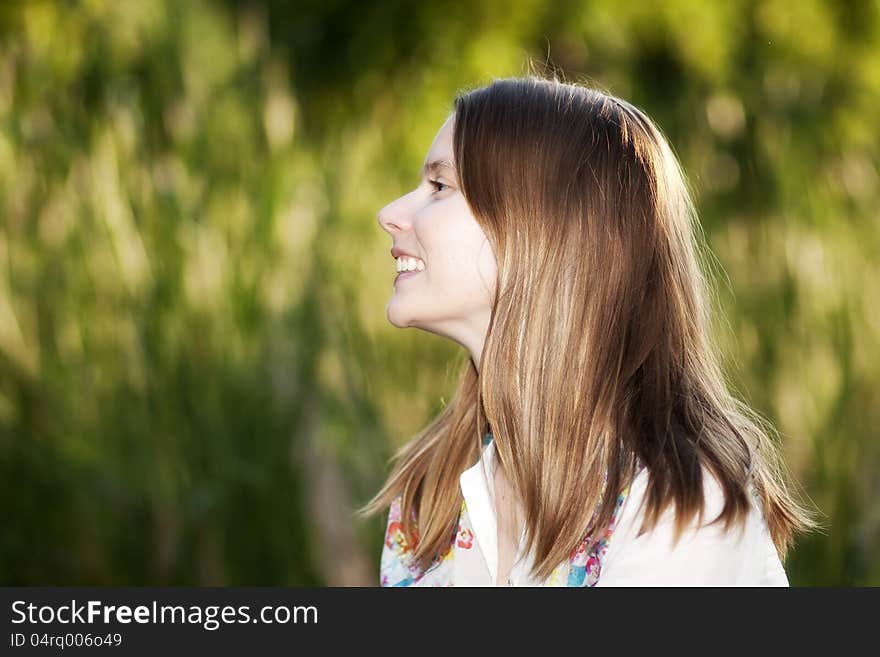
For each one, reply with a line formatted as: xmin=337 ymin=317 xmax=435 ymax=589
xmin=459 ymin=435 xmax=499 ymax=583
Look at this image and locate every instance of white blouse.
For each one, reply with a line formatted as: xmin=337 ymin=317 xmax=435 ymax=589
xmin=380 ymin=435 xmax=789 ymax=586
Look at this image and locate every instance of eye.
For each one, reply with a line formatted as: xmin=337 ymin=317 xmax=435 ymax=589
xmin=429 ymin=179 xmax=449 ymax=193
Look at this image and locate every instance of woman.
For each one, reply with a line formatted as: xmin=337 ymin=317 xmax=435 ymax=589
xmin=359 ymin=75 xmax=820 ymax=586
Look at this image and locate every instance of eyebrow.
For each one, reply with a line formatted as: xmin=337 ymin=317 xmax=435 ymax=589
xmin=421 ymin=159 xmax=456 ymax=178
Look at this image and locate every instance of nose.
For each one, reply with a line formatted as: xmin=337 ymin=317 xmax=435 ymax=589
xmin=377 ymin=196 xmax=412 ymax=235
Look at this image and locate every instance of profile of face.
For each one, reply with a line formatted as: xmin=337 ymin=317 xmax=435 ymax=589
xmin=377 ymin=114 xmax=497 ymax=366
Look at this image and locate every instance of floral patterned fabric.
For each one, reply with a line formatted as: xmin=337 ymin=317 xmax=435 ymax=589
xmin=379 ymin=433 xmax=638 ymax=587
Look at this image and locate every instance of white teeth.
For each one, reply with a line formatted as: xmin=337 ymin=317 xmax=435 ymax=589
xmin=396 ymin=256 xmax=425 ymax=272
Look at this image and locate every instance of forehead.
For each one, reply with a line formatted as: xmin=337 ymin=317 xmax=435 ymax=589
xmin=431 ymin=114 xmax=455 ymax=150
xmin=422 ymin=117 xmax=456 ymax=177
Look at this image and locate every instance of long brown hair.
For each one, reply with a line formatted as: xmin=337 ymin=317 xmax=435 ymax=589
xmin=359 ymin=74 xmax=821 ymax=581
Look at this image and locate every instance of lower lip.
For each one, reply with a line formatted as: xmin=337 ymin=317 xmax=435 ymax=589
xmin=394 ymin=270 xmax=422 ymax=285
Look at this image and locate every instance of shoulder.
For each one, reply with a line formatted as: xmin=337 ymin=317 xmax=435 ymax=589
xmin=597 ymin=465 xmax=788 ymax=586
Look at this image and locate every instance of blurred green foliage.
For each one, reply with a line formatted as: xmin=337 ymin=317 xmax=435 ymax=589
xmin=0 ymin=0 xmax=877 ymax=585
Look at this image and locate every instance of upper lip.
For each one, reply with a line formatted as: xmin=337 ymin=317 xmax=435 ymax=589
xmin=391 ymin=246 xmax=423 ymax=261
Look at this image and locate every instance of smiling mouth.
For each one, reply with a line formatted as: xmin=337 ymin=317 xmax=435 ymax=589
xmin=393 ymin=255 xmax=425 ymax=286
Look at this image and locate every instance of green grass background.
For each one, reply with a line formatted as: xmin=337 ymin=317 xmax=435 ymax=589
xmin=0 ymin=0 xmax=877 ymax=585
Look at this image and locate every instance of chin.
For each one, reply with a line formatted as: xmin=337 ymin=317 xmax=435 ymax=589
xmin=386 ymin=303 xmax=414 ymax=328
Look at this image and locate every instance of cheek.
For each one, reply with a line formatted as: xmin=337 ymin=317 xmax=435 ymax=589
xmin=432 ymin=238 xmax=496 ymax=302
xmin=477 ymin=247 xmax=497 ymax=291
xmin=426 ymin=239 xmax=486 ymax=283
xmin=415 ymin=200 xmax=495 ymax=291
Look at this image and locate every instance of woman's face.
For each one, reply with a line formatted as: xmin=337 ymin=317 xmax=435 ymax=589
xmin=377 ymin=114 xmax=497 ymax=367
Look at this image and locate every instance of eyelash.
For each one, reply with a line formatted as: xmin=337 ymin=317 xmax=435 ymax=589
xmin=429 ymin=179 xmax=449 ymax=193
